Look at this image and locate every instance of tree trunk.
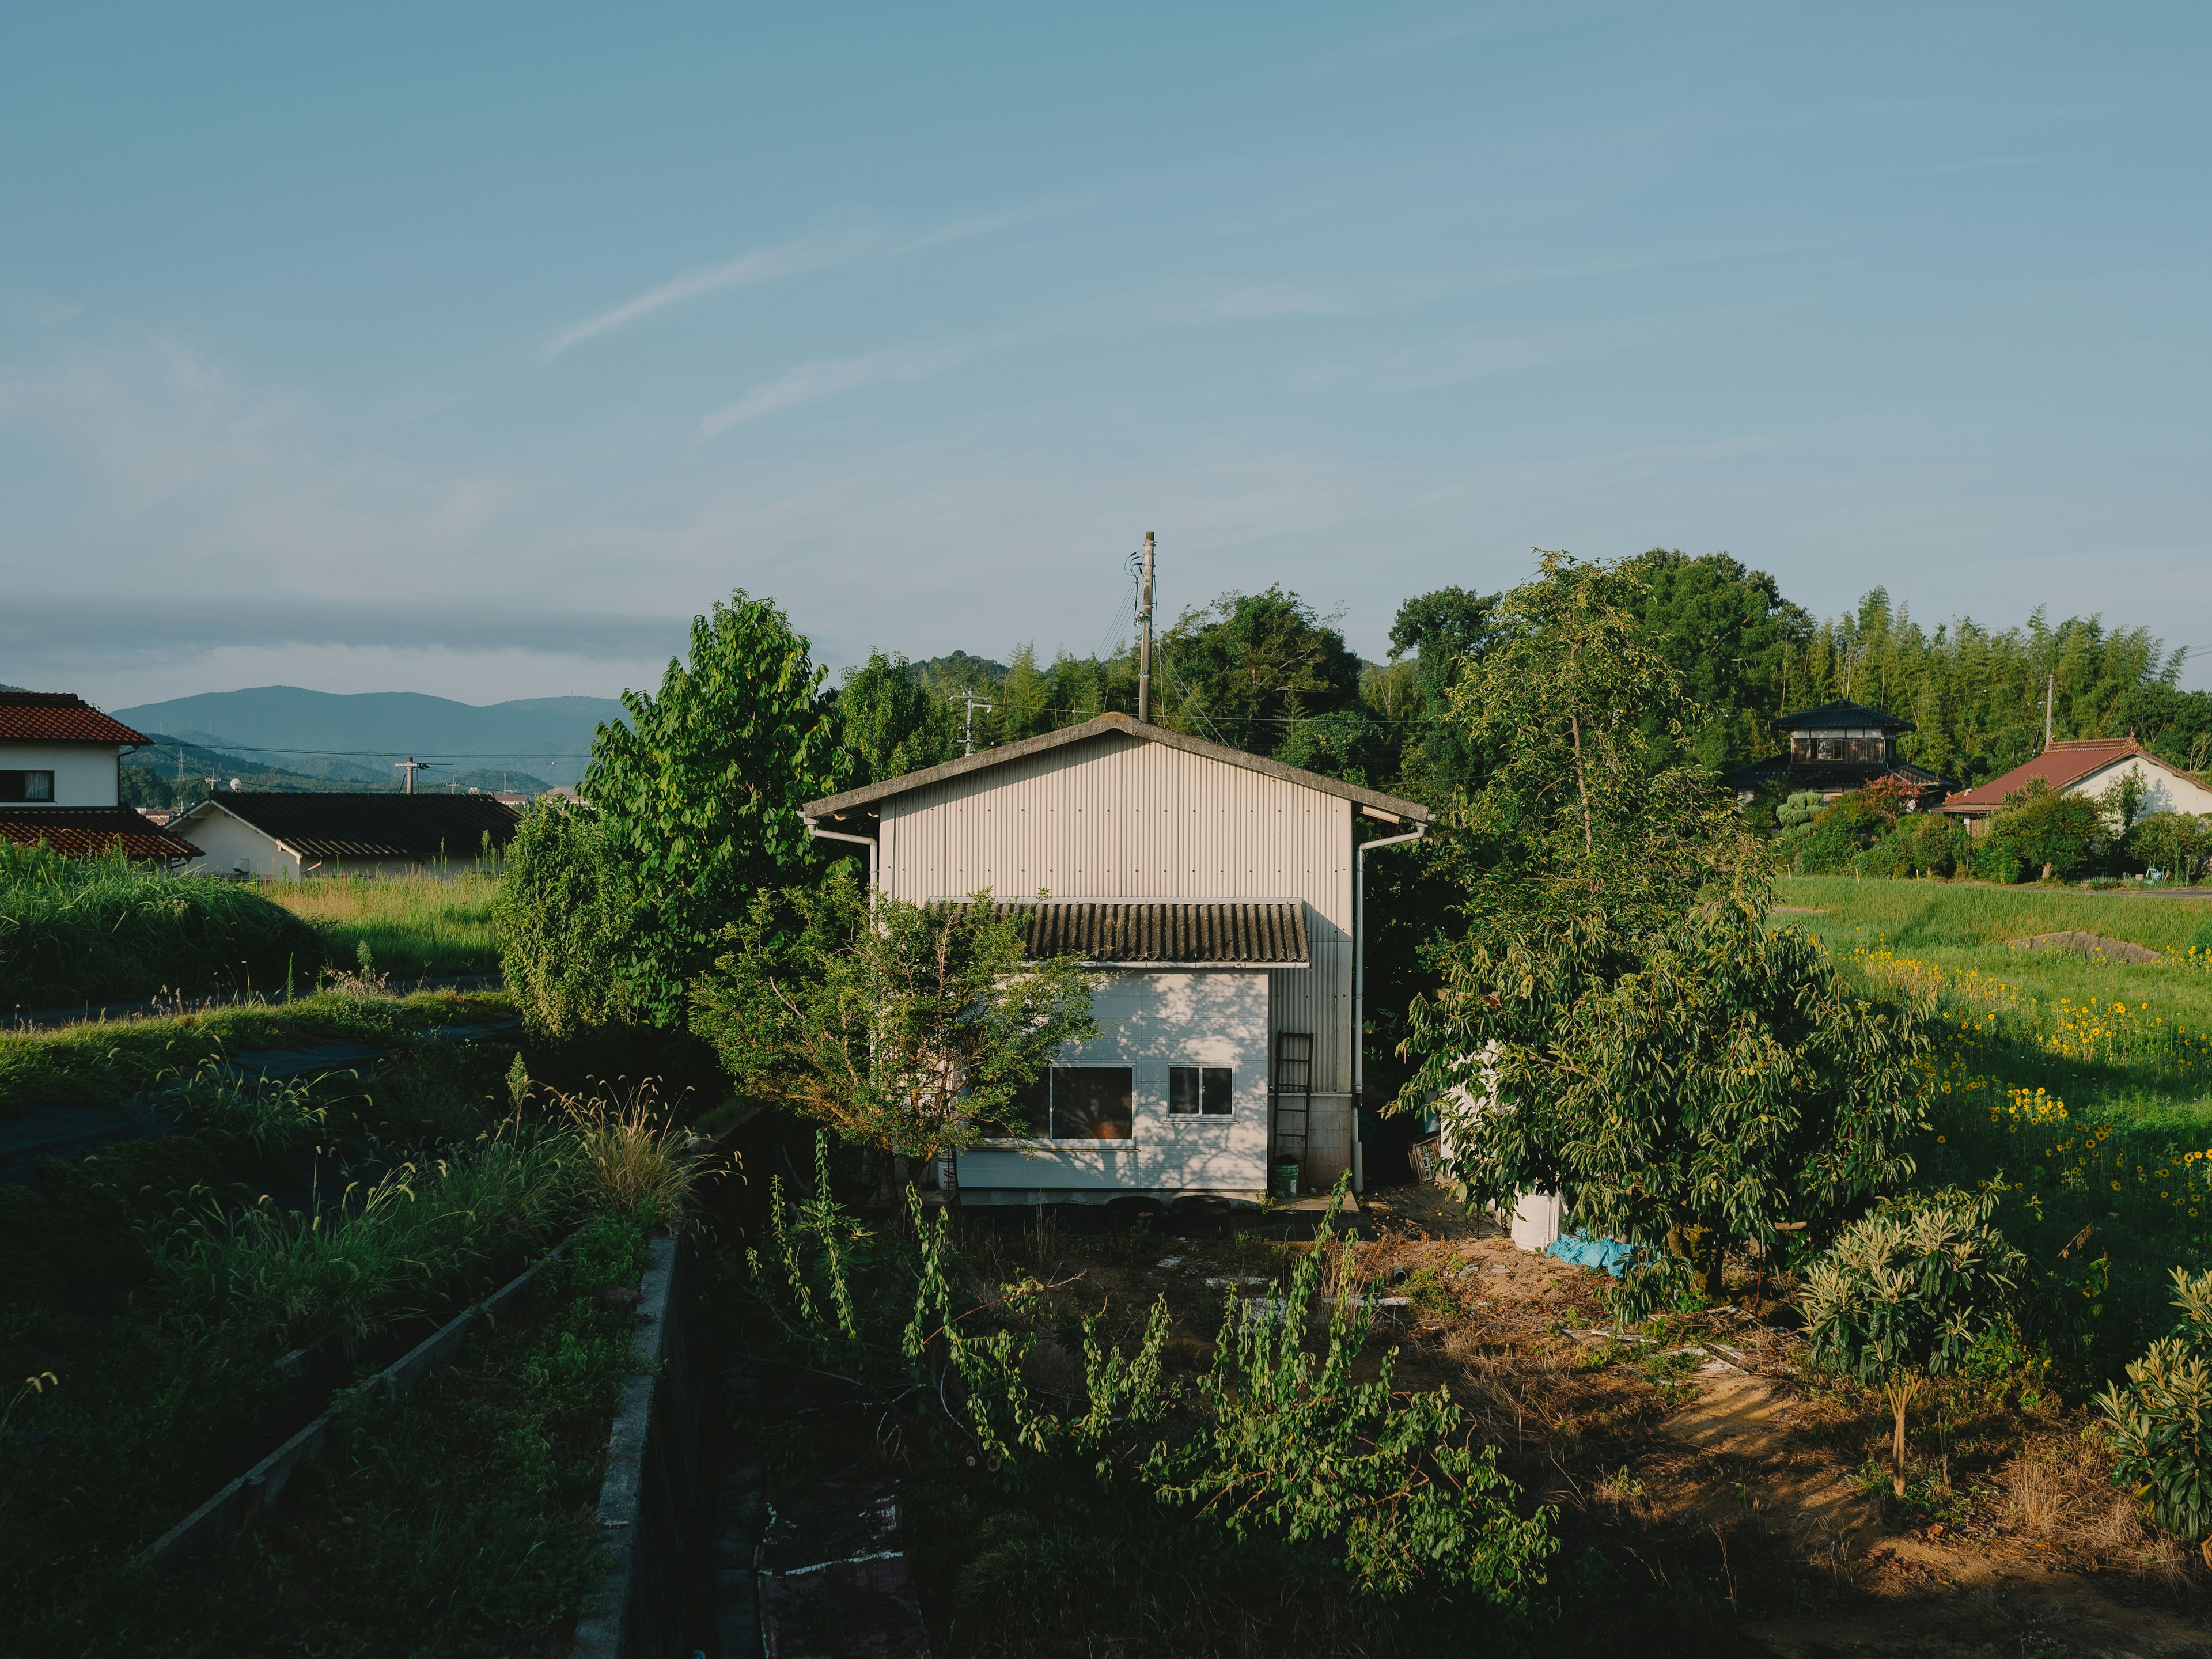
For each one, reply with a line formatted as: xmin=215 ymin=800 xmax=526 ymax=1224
xmin=1703 ymin=1234 xmax=1726 ymax=1301
xmin=1885 ymin=1376 xmax=1918 ymax=1498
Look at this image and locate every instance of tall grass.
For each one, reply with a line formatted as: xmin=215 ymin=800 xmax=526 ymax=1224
xmin=0 ymin=845 xmax=325 ymax=1008
xmin=265 ymin=869 xmax=501 ymax=979
xmin=1779 ymin=874 xmax=2212 ymax=953
xmin=149 ymin=1117 xmax=581 ymax=1352
xmin=556 ymin=1078 xmax=715 ymax=1226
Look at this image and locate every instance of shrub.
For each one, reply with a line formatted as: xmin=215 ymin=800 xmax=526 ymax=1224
xmin=0 ymin=844 xmax=324 ymax=1007
xmin=2124 ymin=812 xmax=2210 ymax=885
xmin=491 ymin=797 xmax=643 ymax=1039
xmin=1802 ymin=1187 xmax=2024 ymax=1495
xmin=1980 ymin=779 xmax=2105 ymax=881
xmin=2098 ymin=1266 xmax=2212 ymax=1565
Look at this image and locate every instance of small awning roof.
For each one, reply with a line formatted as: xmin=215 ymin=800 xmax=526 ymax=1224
xmin=974 ymin=899 xmax=1310 ymax=967
xmin=0 ymin=807 xmax=200 ymax=859
xmin=806 ymin=712 xmax=1427 ymax=824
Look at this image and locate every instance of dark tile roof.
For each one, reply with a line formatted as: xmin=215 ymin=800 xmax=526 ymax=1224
xmin=805 ymin=712 xmax=1427 ymax=824
xmin=1769 ymin=699 xmax=1915 ymax=735
xmin=0 ymin=692 xmax=150 ymax=746
xmin=0 ymin=806 xmax=200 ymax=859
xmin=985 ymin=899 xmax=1310 ymax=966
xmin=177 ymin=793 xmax=521 ymax=861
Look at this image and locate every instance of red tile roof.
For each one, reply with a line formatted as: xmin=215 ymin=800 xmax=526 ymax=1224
xmin=0 ymin=692 xmax=150 ymax=746
xmin=0 ymin=807 xmax=202 ymax=859
xmin=1940 ymin=738 xmax=2146 ymax=815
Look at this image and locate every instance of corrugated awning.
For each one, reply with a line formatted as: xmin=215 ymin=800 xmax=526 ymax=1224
xmin=984 ymin=899 xmax=1309 ymax=967
xmin=0 ymin=807 xmax=201 ymax=860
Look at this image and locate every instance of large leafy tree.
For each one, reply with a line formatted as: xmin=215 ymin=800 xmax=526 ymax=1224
xmin=1619 ymin=548 xmax=1812 ymax=771
xmin=584 ymin=592 xmax=847 ymax=1024
xmin=691 ymin=869 xmax=1100 ymax=1169
xmin=1438 ymin=550 xmax=1740 ymax=935
xmin=1412 ymin=880 xmax=1934 ymax=1298
xmin=490 ymin=796 xmax=643 ymax=1039
xmin=837 ymin=650 xmax=957 ymax=785
xmin=1157 ymin=586 xmax=1380 ymax=772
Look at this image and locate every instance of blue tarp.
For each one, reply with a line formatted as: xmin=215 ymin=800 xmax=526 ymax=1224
xmin=1545 ymin=1230 xmax=1635 ymax=1278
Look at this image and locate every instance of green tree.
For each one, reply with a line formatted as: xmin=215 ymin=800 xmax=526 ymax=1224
xmin=1440 ymin=550 xmax=1738 ymax=935
xmin=1157 ymin=586 xmax=1368 ymax=758
xmin=1620 ymin=549 xmax=1813 ymax=770
xmin=1385 ymin=585 xmax=1498 ymax=804
xmin=838 ymin=650 xmax=957 ymax=785
xmin=1803 ymin=1190 xmax=2024 ymax=1496
xmin=1411 ymin=880 xmax=1931 ymax=1300
xmin=691 ymin=869 xmax=1100 ymax=1170
xmin=2099 ymin=1267 xmax=2212 ymax=1566
xmin=490 ymin=797 xmax=643 ymax=1038
xmin=584 ymin=592 xmax=846 ymax=1024
xmin=1980 ymin=779 xmax=2105 ymax=881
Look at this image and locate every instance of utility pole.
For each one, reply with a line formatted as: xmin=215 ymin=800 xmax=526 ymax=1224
xmin=2044 ymin=673 xmax=2055 ymax=751
xmin=395 ymin=756 xmax=425 ymax=794
xmin=1136 ymin=530 xmax=1156 ymax=724
xmin=961 ymin=691 xmax=995 ymax=757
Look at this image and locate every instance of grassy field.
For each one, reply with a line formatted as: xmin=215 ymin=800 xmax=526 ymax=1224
xmin=264 ymin=870 xmax=501 ymax=980
xmin=1779 ymin=876 xmax=2212 ymax=1373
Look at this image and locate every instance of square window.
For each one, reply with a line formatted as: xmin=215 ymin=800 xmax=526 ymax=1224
xmin=1001 ymin=1073 xmax=1051 ymax=1137
xmin=1202 ymin=1067 xmax=1232 ymax=1115
xmin=1169 ymin=1066 xmax=1200 ymax=1115
xmin=1050 ymin=1067 xmax=1132 ymax=1140
xmin=1169 ymin=1066 xmax=1233 ymax=1116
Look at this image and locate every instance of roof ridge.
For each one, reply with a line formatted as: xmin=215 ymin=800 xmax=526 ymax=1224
xmin=804 ymin=710 xmax=1429 ymax=821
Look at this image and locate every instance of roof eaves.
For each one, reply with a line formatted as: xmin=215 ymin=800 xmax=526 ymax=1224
xmin=803 ymin=712 xmax=1430 ymax=823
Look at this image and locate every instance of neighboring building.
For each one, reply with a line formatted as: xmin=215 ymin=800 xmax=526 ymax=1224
xmin=800 ymin=710 xmax=1430 ymax=1206
xmin=1724 ymin=698 xmax=1950 ymax=806
xmin=1940 ymin=737 xmax=2212 ymax=835
xmin=0 ymin=691 xmax=201 ymax=861
xmin=171 ymin=791 xmax=522 ymax=880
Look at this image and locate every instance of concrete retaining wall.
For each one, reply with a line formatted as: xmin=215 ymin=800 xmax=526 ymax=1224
xmin=571 ymin=1233 xmax=713 ymax=1659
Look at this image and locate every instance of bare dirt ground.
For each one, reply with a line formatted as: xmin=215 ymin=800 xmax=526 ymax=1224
xmin=978 ymin=1180 xmax=2212 ymax=1656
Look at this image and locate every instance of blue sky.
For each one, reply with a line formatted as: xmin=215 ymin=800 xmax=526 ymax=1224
xmin=3 ymin=2 xmax=2208 ymax=707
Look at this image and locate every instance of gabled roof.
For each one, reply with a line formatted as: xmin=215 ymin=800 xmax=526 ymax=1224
xmin=0 ymin=691 xmax=150 ymax=746
xmin=0 ymin=806 xmax=200 ymax=859
xmin=803 ymin=712 xmax=1428 ymax=823
xmin=1940 ymin=738 xmax=2166 ymax=815
xmin=1725 ymin=755 xmax=1950 ymax=794
xmin=985 ymin=899 xmax=1310 ymax=967
xmin=175 ymin=792 xmax=522 ymax=860
xmin=1770 ymin=699 xmax=1915 ymax=734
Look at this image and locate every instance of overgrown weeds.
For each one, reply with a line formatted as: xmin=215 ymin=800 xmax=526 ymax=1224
xmin=0 ymin=845 xmax=325 ymax=1008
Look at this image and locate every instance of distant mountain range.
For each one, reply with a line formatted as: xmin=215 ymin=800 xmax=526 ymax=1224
xmin=113 ymin=686 xmax=627 ymax=788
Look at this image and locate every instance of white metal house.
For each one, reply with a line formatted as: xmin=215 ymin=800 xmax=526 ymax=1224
xmin=801 ymin=711 xmax=1429 ymax=1206
xmin=172 ymin=791 xmax=522 ymax=880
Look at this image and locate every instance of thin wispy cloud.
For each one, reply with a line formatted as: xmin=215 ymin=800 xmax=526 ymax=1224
xmin=545 ymin=204 xmax=1060 ymax=358
xmin=1929 ymin=156 xmax=2038 ymax=174
xmin=544 ymin=224 xmax=882 ymax=357
xmin=699 ymin=343 xmax=977 ymax=438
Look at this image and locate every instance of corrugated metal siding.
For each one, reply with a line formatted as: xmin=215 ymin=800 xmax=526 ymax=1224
xmin=879 ymin=731 xmax=1355 ymax=1107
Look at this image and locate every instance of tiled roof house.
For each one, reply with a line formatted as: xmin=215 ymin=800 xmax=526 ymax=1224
xmin=0 ymin=691 xmax=202 ymax=861
xmin=1940 ymin=738 xmax=2212 ymax=832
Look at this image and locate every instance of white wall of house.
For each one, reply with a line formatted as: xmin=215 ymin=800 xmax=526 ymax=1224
xmin=877 ymin=728 xmax=1359 ymax=1187
xmin=0 ymin=742 xmax=119 ymax=807
xmin=957 ymin=968 xmax=1273 ymax=1203
xmin=2070 ymin=756 xmax=2212 ymax=820
xmin=177 ymin=808 xmax=300 ymax=879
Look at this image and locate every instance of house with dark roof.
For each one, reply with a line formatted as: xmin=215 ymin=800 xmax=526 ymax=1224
xmin=1723 ymin=698 xmax=1950 ymax=807
xmin=0 ymin=691 xmax=202 ymax=861
xmin=802 ymin=710 xmax=1430 ymax=1205
xmin=170 ymin=791 xmax=521 ymax=880
xmin=1940 ymin=738 xmax=2212 ymax=835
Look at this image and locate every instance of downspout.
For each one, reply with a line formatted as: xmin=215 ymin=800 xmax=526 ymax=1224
xmin=1354 ymin=818 xmax=1427 ymax=1194
xmin=804 ymin=816 xmax=877 ymax=891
